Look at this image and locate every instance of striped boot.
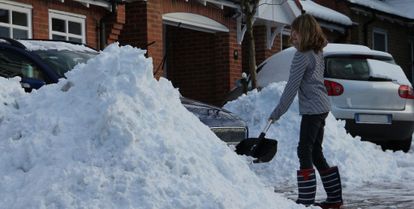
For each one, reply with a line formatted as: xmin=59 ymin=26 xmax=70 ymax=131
xmin=296 ymin=169 xmax=317 ymax=206
xmin=316 ymin=166 xmax=343 ymax=209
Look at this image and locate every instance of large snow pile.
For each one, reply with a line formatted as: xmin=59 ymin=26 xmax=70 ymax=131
xmin=0 ymin=44 xmax=305 ymax=209
xmin=224 ymin=82 xmax=414 ymax=189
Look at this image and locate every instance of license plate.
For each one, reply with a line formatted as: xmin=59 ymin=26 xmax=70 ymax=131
xmin=355 ymin=114 xmax=392 ymax=124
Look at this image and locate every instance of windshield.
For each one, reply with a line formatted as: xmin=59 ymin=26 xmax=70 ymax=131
xmin=325 ymin=56 xmax=395 ymax=81
xmin=33 ymin=50 xmax=97 ymax=77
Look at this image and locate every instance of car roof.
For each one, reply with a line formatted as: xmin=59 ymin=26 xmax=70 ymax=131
xmin=19 ymin=40 xmax=97 ymax=53
xmin=323 ymin=43 xmax=392 ymax=58
xmin=256 ymin=43 xmax=395 ymax=88
xmin=0 ymin=38 xmax=96 ymax=53
xmin=258 ymin=43 xmax=393 ymax=70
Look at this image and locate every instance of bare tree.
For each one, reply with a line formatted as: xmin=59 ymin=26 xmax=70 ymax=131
xmin=240 ymin=0 xmax=260 ymax=90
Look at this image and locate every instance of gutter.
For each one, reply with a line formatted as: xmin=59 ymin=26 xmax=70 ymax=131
xmin=362 ymin=10 xmax=376 ymax=46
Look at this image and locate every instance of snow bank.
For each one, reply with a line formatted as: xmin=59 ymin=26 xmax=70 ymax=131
xmin=224 ymin=82 xmax=414 ymax=189
xmin=0 ymin=44 xmax=305 ymax=209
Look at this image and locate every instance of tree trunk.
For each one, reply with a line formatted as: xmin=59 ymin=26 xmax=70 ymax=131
xmin=241 ymin=0 xmax=259 ymax=90
xmin=246 ymin=14 xmax=257 ymax=89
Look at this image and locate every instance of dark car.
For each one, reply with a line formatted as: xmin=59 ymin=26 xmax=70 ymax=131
xmin=0 ymin=38 xmax=248 ymax=145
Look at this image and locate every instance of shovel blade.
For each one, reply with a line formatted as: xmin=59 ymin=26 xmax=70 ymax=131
xmin=235 ymin=138 xmax=277 ymax=163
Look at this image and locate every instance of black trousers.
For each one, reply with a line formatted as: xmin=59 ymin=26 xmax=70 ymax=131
xmin=298 ymin=112 xmax=330 ymax=170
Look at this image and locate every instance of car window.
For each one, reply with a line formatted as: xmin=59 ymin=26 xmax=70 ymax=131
xmin=0 ymin=50 xmax=47 ymax=81
xmin=33 ymin=50 xmax=97 ymax=77
xmin=325 ymin=57 xmax=370 ymax=80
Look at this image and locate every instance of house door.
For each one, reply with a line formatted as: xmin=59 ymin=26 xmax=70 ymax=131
xmin=162 ymin=12 xmax=229 ymax=105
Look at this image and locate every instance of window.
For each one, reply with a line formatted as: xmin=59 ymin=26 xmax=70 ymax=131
xmin=49 ymin=10 xmax=86 ymax=43
xmin=281 ymin=27 xmax=291 ymax=50
xmin=325 ymin=56 xmax=398 ymax=81
xmin=0 ymin=1 xmax=32 ymax=39
xmin=372 ymin=28 xmax=388 ymax=52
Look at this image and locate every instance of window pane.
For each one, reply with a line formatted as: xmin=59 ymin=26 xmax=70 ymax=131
xmin=13 ymin=28 xmax=28 ymax=39
xmin=0 ymin=26 xmax=10 ymax=37
xmin=68 ymin=37 xmax=82 ymax=43
xmin=373 ymin=32 xmax=386 ymax=52
xmin=52 ymin=18 xmax=66 ymax=32
xmin=68 ymin=21 xmax=81 ymax=35
xmin=326 ymin=58 xmax=370 ymax=80
xmin=52 ymin=34 xmax=66 ymax=41
xmin=12 ymin=11 xmax=27 ymax=26
xmin=0 ymin=9 xmax=9 ymax=23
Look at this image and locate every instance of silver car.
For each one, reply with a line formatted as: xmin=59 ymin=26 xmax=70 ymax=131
xmin=228 ymin=44 xmax=414 ymax=152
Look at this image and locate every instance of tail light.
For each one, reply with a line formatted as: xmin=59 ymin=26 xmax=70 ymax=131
xmin=324 ymin=80 xmax=344 ymax=96
xmin=398 ymin=85 xmax=414 ymax=99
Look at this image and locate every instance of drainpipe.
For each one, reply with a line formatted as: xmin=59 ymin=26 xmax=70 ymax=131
xmin=363 ymin=11 xmax=376 ymax=46
xmin=99 ymin=0 xmax=120 ymax=50
xmin=99 ymin=19 xmax=106 ymax=50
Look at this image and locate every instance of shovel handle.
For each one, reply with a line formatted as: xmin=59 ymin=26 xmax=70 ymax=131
xmin=258 ymin=119 xmax=273 ymax=139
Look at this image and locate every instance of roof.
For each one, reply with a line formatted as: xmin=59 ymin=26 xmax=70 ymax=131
xmin=348 ymin=0 xmax=414 ymax=20
xmin=67 ymin=0 xmax=114 ymax=10
xmin=300 ymin=0 xmax=352 ymax=26
xmin=255 ymin=0 xmax=302 ymax=25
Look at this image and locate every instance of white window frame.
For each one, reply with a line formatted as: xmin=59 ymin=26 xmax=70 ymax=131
xmin=48 ymin=9 xmax=86 ymax=43
xmin=0 ymin=0 xmax=32 ymax=38
xmin=372 ymin=28 xmax=388 ymax=52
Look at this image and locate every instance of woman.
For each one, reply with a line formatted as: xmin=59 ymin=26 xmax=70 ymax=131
xmin=268 ymin=14 xmax=343 ymax=209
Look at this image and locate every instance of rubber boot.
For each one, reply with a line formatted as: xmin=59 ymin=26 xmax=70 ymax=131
xmin=296 ymin=168 xmax=316 ymax=206
xmin=315 ymin=166 xmax=343 ymax=209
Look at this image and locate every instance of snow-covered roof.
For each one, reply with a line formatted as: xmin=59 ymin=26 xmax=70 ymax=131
xmin=349 ymin=0 xmax=414 ymax=20
xmin=301 ymin=0 xmax=352 ymax=26
xmin=62 ymin=0 xmax=113 ymax=10
xmin=255 ymin=0 xmax=302 ymax=25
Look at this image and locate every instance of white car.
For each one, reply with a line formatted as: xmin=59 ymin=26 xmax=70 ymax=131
xmin=228 ymin=44 xmax=414 ymax=152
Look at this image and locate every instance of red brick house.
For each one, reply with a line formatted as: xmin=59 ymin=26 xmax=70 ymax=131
xmin=0 ymin=0 xmax=355 ymax=106
xmin=0 ymin=0 xmax=125 ymax=50
xmin=314 ymin=0 xmax=414 ymax=84
xmin=118 ymin=0 xmax=306 ymax=105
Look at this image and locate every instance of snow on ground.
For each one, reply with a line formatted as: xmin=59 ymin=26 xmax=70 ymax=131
xmin=224 ymin=82 xmax=414 ymax=198
xmin=0 ymin=44 xmax=307 ymax=209
xmin=1 ymin=43 xmax=413 ymax=209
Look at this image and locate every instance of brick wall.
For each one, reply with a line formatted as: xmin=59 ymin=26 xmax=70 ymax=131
xmin=166 ymin=26 xmax=216 ymax=103
xmin=119 ymin=0 xmax=242 ymax=105
xmin=13 ymin=0 xmax=108 ymax=49
xmin=349 ymin=12 xmax=414 ymax=81
xmin=242 ymin=25 xmax=282 ymax=74
xmin=314 ymin=0 xmax=414 ymax=82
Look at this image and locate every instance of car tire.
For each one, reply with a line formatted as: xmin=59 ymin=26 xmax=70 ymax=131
xmin=398 ymin=137 xmax=412 ymax=153
xmin=380 ymin=137 xmax=412 ymax=153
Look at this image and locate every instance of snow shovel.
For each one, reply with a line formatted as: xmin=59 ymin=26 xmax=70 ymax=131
xmin=235 ymin=119 xmax=277 ymax=163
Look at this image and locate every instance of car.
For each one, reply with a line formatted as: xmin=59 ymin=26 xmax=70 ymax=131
xmin=0 ymin=38 xmax=248 ymax=145
xmin=227 ymin=43 xmax=414 ymax=152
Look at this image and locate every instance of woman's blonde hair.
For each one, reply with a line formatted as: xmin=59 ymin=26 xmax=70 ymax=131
xmin=290 ymin=13 xmax=327 ymax=52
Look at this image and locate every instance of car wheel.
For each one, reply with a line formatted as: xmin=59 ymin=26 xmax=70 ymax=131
xmin=398 ymin=137 xmax=412 ymax=153
xmin=380 ymin=137 xmax=412 ymax=153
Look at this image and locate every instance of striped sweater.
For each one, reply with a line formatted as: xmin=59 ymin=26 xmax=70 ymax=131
xmin=270 ymin=50 xmax=330 ymax=121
